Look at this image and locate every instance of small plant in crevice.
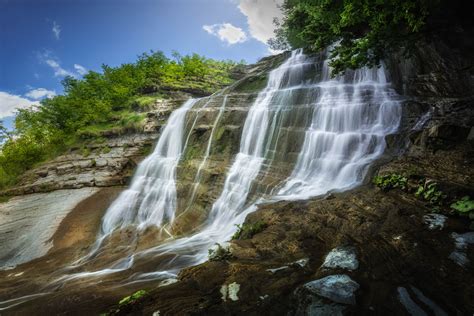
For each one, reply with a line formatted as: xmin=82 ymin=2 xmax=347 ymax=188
xmin=102 ymin=289 xmax=149 ymax=315
xmin=208 ymin=243 xmax=233 ymax=261
xmin=232 ymin=221 xmax=268 ymax=240
xmin=373 ymin=173 xmax=407 ymax=191
xmin=415 ymin=182 xmax=446 ymax=205
xmin=81 ymin=146 xmax=91 ymax=157
xmin=118 ymin=289 xmax=148 ymax=306
xmin=102 ymin=146 xmax=111 ymax=154
xmin=451 ymin=196 xmax=474 ymax=216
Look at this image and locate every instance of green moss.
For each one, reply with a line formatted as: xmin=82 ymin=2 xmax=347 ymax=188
xmin=210 ymin=125 xmax=238 ymax=157
xmin=81 ymin=147 xmax=91 ymax=157
xmin=232 ymin=220 xmax=268 ymax=240
xmin=129 ymin=94 xmax=165 ymax=110
xmin=102 ymin=146 xmax=111 ymax=154
xmin=76 ymin=111 xmax=145 ymax=139
xmin=139 ymin=144 xmax=153 ymax=156
xmin=0 ymin=195 xmax=11 ymax=203
xmin=232 ymin=74 xmax=268 ymax=93
xmin=182 ymin=141 xmax=203 ymax=162
xmin=117 ymin=112 xmax=146 ymax=131
xmin=77 ymin=122 xmax=115 ymax=139
xmin=118 ymin=289 xmax=148 ymax=306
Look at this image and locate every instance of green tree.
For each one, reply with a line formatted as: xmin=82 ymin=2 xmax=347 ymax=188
xmin=0 ymin=121 xmax=8 ymax=143
xmin=271 ymin=0 xmax=468 ymax=75
xmin=0 ymin=50 xmax=241 ymax=190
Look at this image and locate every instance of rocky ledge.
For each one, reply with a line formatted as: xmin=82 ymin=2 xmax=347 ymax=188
xmin=117 ymin=139 xmax=473 ymax=315
xmin=0 ymin=99 xmax=187 ymax=197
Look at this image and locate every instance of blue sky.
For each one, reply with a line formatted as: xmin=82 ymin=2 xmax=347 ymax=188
xmin=0 ymin=0 xmax=283 ymax=130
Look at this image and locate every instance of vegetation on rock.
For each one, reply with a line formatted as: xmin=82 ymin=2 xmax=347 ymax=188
xmin=232 ymin=220 xmax=268 ymax=240
xmin=0 ymin=51 xmax=240 ymax=189
xmin=415 ymin=182 xmax=446 ymax=205
xmin=451 ymin=196 xmax=474 ymax=216
xmin=373 ymin=173 xmax=407 ymax=191
xmin=118 ymin=290 xmax=148 ymax=306
xmin=271 ymin=0 xmax=470 ymax=75
xmin=374 ymin=172 xmax=474 ymax=228
xmin=101 ymin=290 xmax=148 ymax=316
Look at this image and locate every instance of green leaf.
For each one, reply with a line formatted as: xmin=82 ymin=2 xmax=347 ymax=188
xmin=451 ymin=196 xmax=474 ymax=213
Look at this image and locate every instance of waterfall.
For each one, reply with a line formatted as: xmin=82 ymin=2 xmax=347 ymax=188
xmin=115 ymin=49 xmax=317 ymax=278
xmin=101 ymin=98 xmax=198 ymax=234
xmin=131 ymin=49 xmax=401 ymax=278
xmin=207 ymin=49 xmax=309 ymax=226
xmin=277 ymin=58 xmax=401 ymax=199
xmin=185 ymin=95 xmax=229 ymax=209
xmin=27 ymin=48 xmax=401 ymax=288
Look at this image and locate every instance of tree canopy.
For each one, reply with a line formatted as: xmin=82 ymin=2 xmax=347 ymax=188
xmin=271 ymin=0 xmax=468 ymax=75
xmin=0 ymin=121 xmax=8 ymax=143
xmin=0 ymin=51 xmax=241 ymax=189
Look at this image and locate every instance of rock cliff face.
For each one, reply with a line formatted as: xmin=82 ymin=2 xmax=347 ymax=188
xmin=121 ymin=34 xmax=474 ymax=315
xmin=0 ymin=33 xmax=473 ymax=315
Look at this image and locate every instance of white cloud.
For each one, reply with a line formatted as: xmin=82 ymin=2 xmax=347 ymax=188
xmin=38 ymin=51 xmax=75 ymax=77
xmin=52 ymin=21 xmax=61 ymax=40
xmin=74 ymin=64 xmax=88 ymax=76
xmin=203 ymin=23 xmax=247 ymax=45
xmin=238 ymin=0 xmax=283 ymax=44
xmin=45 ymin=59 xmax=75 ymax=77
xmin=0 ymin=92 xmax=39 ymax=118
xmin=38 ymin=51 xmax=86 ymax=78
xmin=25 ymin=88 xmax=56 ymax=100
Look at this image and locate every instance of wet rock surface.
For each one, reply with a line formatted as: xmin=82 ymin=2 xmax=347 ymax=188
xmin=0 ymin=188 xmax=100 ymax=267
xmin=0 ymin=32 xmax=473 ymax=315
xmin=129 ymin=167 xmax=473 ymax=315
xmin=302 ymin=275 xmax=359 ymax=305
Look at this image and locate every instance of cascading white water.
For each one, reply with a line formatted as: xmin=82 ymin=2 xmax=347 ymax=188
xmin=101 ymin=98 xmax=198 ymax=234
xmin=207 ymin=49 xmax=308 ymax=226
xmin=185 ymin=95 xmax=229 ymax=209
xmin=123 ymin=49 xmax=325 ymax=276
xmin=64 ymin=48 xmax=401 ymax=279
xmin=131 ymin=49 xmax=401 ymax=278
xmin=277 ymin=58 xmax=401 ymax=199
xmin=0 ymin=48 xmax=406 ymax=313
xmin=20 ymin=48 xmax=400 ymax=288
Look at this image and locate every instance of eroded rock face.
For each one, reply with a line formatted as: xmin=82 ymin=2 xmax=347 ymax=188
xmin=0 ymin=188 xmax=99 ymax=268
xmin=2 ymin=134 xmax=159 ymax=196
xmin=0 ymin=31 xmax=473 ymax=315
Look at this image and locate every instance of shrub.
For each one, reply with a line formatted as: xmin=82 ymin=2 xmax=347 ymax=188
xmin=415 ymin=182 xmax=445 ymax=205
xmin=0 ymin=50 xmax=240 ymax=190
xmin=373 ymin=173 xmax=407 ymax=191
